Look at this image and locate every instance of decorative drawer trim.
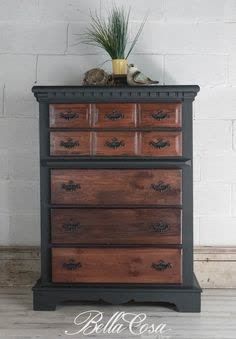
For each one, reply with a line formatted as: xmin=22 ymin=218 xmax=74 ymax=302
xmin=32 ymin=86 xmax=200 ymax=102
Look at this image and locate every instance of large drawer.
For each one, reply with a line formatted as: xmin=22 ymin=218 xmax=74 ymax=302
xmin=51 ymin=208 xmax=182 ymax=244
xmin=52 ymin=248 xmax=182 ymax=283
xmin=51 ymin=169 xmax=182 ymax=206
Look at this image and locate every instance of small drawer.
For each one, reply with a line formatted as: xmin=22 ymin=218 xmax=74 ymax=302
xmin=51 ymin=169 xmax=182 ymax=206
xmin=141 ymin=132 xmax=182 ymax=157
xmin=49 ymin=104 xmax=90 ymax=128
xmin=50 ymin=132 xmax=91 ymax=156
xmin=94 ymin=132 xmax=137 ymax=156
xmin=93 ymin=103 xmax=136 ymax=128
xmin=52 ymin=248 xmax=182 ymax=283
xmin=139 ymin=103 xmax=182 ymax=128
xmin=51 ymin=208 xmax=181 ymax=245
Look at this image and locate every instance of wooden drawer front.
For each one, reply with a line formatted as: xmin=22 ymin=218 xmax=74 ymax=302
xmin=51 ymin=169 xmax=182 ymax=206
xmin=50 ymin=132 xmax=91 ymax=156
xmin=49 ymin=104 xmax=90 ymax=128
xmin=51 ymin=208 xmax=181 ymax=244
xmin=139 ymin=103 xmax=181 ymax=128
xmin=94 ymin=132 xmax=137 ymax=156
xmin=93 ymin=103 xmax=136 ymax=128
xmin=141 ymin=132 xmax=182 ymax=157
xmin=52 ymin=248 xmax=182 ymax=283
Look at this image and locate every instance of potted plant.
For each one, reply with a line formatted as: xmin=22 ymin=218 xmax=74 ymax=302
xmin=81 ymin=6 xmax=147 ymax=75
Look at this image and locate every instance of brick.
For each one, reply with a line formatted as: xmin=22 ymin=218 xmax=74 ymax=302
xmin=164 ymin=55 xmax=227 ymax=86
xmin=193 ymin=154 xmax=201 ymax=182
xmin=0 ymin=55 xmax=37 ymax=117
xmin=0 ymin=214 xmax=10 ymax=245
xmin=231 ymin=184 xmax=236 ymax=216
xmin=6 ymin=118 xmax=39 ymax=152
xmin=101 ymin=0 xmax=164 ymax=21
xmin=0 ymin=0 xmax=38 ymax=21
xmin=0 ymin=83 xmax=3 ymax=116
xmin=39 ymin=0 xmax=101 ymax=22
xmin=164 ymin=0 xmax=224 ymax=22
xmin=193 ymin=120 xmax=232 ymax=154
xmin=224 ymin=23 xmax=236 ymax=53
xmin=194 ymin=217 xmax=200 ymax=246
xmin=8 ymin=152 xmax=39 ymax=181
xmin=194 ymin=182 xmax=231 ymax=216
xmin=224 ymin=0 xmax=236 ymax=22
xmin=0 ymin=23 xmax=67 ymax=54
xmin=199 ymin=216 xmax=236 ymax=245
xmin=194 ymin=87 xmax=236 ymax=120
xmin=132 ymin=22 xmax=224 ymax=54
xmin=37 ymin=55 xmax=109 ymax=85
xmin=0 ymin=150 xmax=8 ymax=180
xmin=8 ymin=180 xmax=39 ymax=213
xmin=0 ymin=181 xmax=8 ymax=213
xmin=128 ymin=55 xmax=163 ymax=84
xmin=9 ymin=214 xmax=40 ymax=245
xmin=67 ymin=23 xmax=106 ymax=55
xmin=201 ymin=154 xmax=236 ymax=182
xmin=228 ymin=54 xmax=236 ymax=85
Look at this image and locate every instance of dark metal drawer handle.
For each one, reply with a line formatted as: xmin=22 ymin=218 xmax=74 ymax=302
xmin=151 ymin=110 xmax=169 ymax=120
xmin=105 ymin=110 xmax=124 ymax=121
xmin=62 ymin=221 xmax=80 ymax=232
xmin=149 ymin=139 xmax=170 ymax=149
xmin=59 ymin=111 xmax=79 ymax=120
xmin=105 ymin=137 xmax=125 ymax=149
xmin=62 ymin=181 xmax=81 ymax=192
xmin=60 ymin=138 xmax=80 ymax=149
xmin=63 ymin=260 xmax=82 ymax=270
xmin=152 ymin=222 xmax=170 ymax=233
xmin=151 ymin=182 xmax=170 ymax=192
xmin=152 ymin=260 xmax=172 ymax=271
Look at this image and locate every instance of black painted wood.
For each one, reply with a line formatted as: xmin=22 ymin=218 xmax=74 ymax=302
xmin=32 ymin=85 xmax=201 ymax=312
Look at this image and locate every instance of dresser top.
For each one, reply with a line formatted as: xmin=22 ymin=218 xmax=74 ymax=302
xmin=32 ymin=85 xmax=200 ymax=103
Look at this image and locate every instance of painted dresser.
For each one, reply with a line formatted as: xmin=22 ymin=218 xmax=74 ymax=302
xmin=32 ymin=85 xmax=201 ymax=312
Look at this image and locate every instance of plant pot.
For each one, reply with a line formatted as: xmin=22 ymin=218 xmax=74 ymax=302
xmin=112 ymin=59 xmax=128 ymax=75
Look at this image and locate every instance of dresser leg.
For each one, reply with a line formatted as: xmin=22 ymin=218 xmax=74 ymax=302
xmin=33 ymin=289 xmax=57 ymax=311
xmin=175 ymin=294 xmax=201 ymax=313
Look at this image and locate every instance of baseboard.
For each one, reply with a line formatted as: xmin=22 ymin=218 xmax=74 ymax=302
xmin=0 ymin=246 xmax=236 ymax=288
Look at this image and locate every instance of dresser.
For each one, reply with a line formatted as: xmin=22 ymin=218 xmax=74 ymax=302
xmin=32 ymin=85 xmax=201 ymax=312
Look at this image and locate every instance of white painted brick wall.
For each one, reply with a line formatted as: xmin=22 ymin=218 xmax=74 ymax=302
xmin=0 ymin=0 xmax=236 ymax=246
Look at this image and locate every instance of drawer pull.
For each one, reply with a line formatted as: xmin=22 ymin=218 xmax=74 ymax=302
xmin=151 ymin=181 xmax=170 ymax=192
xmin=60 ymin=138 xmax=80 ymax=149
xmin=62 ymin=181 xmax=81 ymax=192
xmin=149 ymin=139 xmax=170 ymax=149
xmin=151 ymin=110 xmax=169 ymax=120
xmin=63 ymin=260 xmax=82 ymax=270
xmin=152 ymin=222 xmax=170 ymax=233
xmin=105 ymin=111 xmax=124 ymax=121
xmin=105 ymin=137 xmax=125 ymax=149
xmin=152 ymin=260 xmax=172 ymax=271
xmin=62 ymin=221 xmax=80 ymax=232
xmin=59 ymin=111 xmax=79 ymax=120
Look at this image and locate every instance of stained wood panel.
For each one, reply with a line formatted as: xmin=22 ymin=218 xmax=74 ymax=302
xmin=51 ymin=208 xmax=182 ymax=244
xmin=51 ymin=169 xmax=182 ymax=206
xmin=139 ymin=102 xmax=182 ymax=128
xmin=50 ymin=132 xmax=91 ymax=156
xmin=93 ymin=103 xmax=136 ymax=128
xmin=52 ymin=248 xmax=182 ymax=283
xmin=49 ymin=104 xmax=90 ymax=128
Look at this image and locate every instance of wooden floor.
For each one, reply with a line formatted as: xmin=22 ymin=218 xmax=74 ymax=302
xmin=0 ymin=289 xmax=235 ymax=338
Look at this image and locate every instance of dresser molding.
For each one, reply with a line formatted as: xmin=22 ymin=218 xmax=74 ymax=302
xmin=32 ymin=85 xmax=200 ymax=312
